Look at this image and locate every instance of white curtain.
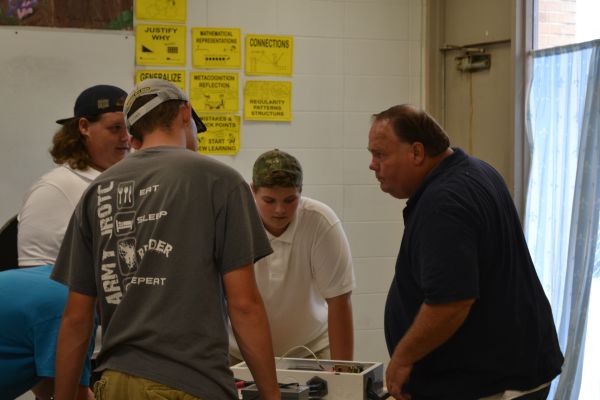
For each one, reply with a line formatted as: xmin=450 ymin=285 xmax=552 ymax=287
xmin=525 ymin=39 xmax=600 ymax=400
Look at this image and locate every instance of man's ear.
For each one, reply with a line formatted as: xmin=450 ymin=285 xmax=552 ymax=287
xmin=78 ymin=118 xmax=90 ymax=138
xmin=411 ymin=142 xmax=426 ymax=165
xmin=131 ymin=136 xmax=143 ymax=150
xmin=181 ymin=102 xmax=192 ymax=124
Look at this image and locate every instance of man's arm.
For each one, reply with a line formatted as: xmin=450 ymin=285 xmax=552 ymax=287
xmin=54 ymin=291 xmax=96 ymax=400
xmin=386 ymin=299 xmax=475 ymax=400
xmin=326 ymin=291 xmax=353 ymax=360
xmin=224 ymin=264 xmax=280 ymax=400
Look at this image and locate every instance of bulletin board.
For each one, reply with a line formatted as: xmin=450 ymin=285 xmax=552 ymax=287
xmin=0 ymin=0 xmax=133 ymax=29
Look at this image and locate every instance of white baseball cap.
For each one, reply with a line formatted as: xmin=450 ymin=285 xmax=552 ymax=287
xmin=124 ymin=78 xmax=206 ymax=133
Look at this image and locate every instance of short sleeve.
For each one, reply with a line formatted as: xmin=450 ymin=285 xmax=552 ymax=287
xmin=215 ymin=182 xmax=272 ymax=273
xmin=51 ymin=200 xmax=97 ymax=297
xmin=312 ymin=222 xmax=356 ymax=299
xmin=414 ymin=205 xmax=480 ymax=304
xmin=18 ymin=183 xmax=74 ymax=266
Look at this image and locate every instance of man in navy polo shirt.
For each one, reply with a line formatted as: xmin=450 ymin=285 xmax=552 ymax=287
xmin=367 ymin=104 xmax=563 ymax=400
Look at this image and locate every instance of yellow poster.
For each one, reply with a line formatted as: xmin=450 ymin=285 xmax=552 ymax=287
xmin=244 ymin=80 xmax=292 ymax=121
xmin=192 ymin=28 xmax=241 ymax=69
xmin=136 ymin=24 xmax=186 ymax=66
xmin=190 ymin=72 xmax=239 ymax=113
xmin=135 ymin=70 xmax=186 ymax=91
xmin=136 ymin=0 xmax=186 ymax=23
xmin=245 ymin=34 xmax=293 ymax=76
xmin=197 ymin=115 xmax=241 ymax=155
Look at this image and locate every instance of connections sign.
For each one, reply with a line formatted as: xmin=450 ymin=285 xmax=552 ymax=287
xmin=245 ymin=34 xmax=293 ymax=76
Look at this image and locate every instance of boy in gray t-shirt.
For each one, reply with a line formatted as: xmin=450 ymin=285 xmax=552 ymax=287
xmin=52 ymin=79 xmax=281 ymax=400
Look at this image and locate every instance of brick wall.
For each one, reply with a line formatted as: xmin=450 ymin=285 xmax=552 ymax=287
xmin=537 ymin=0 xmax=577 ymax=49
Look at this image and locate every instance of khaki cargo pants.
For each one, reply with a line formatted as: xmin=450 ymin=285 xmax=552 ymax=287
xmin=94 ymin=370 xmax=203 ymax=400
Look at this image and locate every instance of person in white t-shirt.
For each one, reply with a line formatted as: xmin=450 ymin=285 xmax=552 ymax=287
xmin=18 ymin=84 xmax=130 ymax=267
xmin=15 ymin=85 xmax=129 ymax=394
xmin=230 ymin=149 xmax=356 ymax=362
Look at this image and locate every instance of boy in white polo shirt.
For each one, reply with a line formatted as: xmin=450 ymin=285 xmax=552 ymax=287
xmin=230 ymin=149 xmax=356 ymax=362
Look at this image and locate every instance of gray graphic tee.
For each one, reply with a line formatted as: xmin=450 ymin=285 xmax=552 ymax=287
xmin=52 ymin=146 xmax=272 ymax=399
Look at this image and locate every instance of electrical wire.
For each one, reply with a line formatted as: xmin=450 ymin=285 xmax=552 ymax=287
xmin=278 ymin=345 xmax=327 ymax=371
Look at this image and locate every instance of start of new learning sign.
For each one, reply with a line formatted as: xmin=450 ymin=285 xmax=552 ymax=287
xmin=197 ymin=115 xmax=241 ymax=155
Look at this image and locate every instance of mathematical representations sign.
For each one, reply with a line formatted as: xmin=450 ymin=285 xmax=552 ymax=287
xmin=136 ymin=24 xmax=186 ymax=66
xmin=244 ymin=80 xmax=292 ymax=121
xmin=192 ymin=27 xmax=241 ymax=69
xmin=245 ymin=34 xmax=293 ymax=76
xmin=197 ymin=115 xmax=240 ymax=155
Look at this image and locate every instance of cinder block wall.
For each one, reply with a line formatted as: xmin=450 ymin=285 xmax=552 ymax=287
xmin=2 ymin=0 xmax=424 ymax=370
xmin=191 ymin=0 xmax=424 ymax=363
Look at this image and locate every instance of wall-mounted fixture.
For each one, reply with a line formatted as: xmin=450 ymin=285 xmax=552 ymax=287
xmin=455 ymin=51 xmax=491 ymax=72
xmin=439 ymin=39 xmax=510 ymax=73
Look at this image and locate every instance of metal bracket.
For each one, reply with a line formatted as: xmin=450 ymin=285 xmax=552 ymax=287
xmin=455 ymin=51 xmax=491 ymax=72
xmin=439 ymin=39 xmax=510 ymax=73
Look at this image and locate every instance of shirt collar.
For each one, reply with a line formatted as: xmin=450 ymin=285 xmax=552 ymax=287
xmin=63 ymin=164 xmax=101 ymax=182
xmin=404 ymin=147 xmax=468 ymax=216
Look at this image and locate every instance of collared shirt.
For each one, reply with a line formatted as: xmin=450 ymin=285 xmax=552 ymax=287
xmin=384 ymin=148 xmax=563 ymax=399
xmin=229 ymin=196 xmax=355 ymax=358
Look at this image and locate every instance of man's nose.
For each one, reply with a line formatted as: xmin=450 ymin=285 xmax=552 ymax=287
xmin=120 ymin=129 xmax=130 ymax=142
xmin=369 ymin=158 xmax=378 ymax=171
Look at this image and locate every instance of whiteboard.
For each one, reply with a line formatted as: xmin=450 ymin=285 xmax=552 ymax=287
xmin=0 ymin=27 xmax=135 ymax=224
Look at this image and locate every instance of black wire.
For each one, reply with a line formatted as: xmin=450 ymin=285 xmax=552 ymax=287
xmin=366 ymin=385 xmax=391 ymax=399
xmin=365 ymin=377 xmax=391 ymax=400
xmin=241 ymin=381 xmax=302 ymax=400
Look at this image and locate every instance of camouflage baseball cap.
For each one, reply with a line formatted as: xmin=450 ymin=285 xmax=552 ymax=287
xmin=252 ymin=149 xmax=303 ymax=188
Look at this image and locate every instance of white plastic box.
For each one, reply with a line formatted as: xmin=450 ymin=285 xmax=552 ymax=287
xmin=232 ymin=358 xmax=385 ymax=400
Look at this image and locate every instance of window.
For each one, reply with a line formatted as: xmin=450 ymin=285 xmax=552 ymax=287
xmin=534 ymin=0 xmax=600 ymax=49
xmin=526 ymin=2 xmax=600 ymax=399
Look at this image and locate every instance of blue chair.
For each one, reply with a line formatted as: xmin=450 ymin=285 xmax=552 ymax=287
xmin=0 ymin=215 xmax=18 ymax=271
